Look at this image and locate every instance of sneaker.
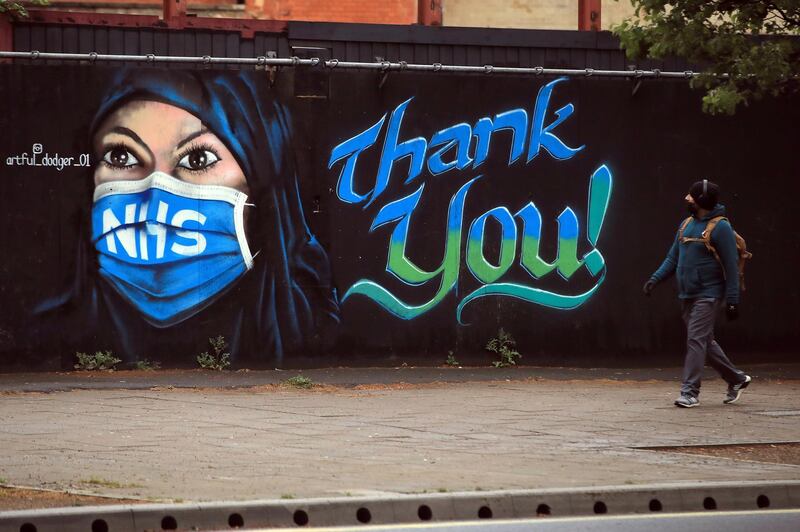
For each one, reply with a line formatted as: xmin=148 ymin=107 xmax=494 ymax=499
xmin=724 ymin=375 xmax=752 ymax=404
xmin=674 ymin=394 xmax=700 ymax=408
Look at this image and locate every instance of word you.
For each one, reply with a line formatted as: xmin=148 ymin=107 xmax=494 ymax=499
xmin=328 ymin=78 xmax=613 ymax=321
xmin=5 ymin=143 xmax=91 ymax=172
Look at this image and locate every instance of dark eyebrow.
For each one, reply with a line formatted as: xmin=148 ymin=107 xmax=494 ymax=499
xmin=175 ymin=127 xmax=210 ymax=152
xmin=104 ymin=127 xmax=154 ymax=161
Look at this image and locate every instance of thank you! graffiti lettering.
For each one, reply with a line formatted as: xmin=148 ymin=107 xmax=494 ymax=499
xmin=328 ymin=78 xmax=613 ymax=322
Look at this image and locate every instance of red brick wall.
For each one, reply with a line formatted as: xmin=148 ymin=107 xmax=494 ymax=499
xmin=260 ymin=0 xmax=417 ymax=25
xmin=46 ymin=0 xmax=227 ymax=5
xmin=40 ymin=0 xmax=418 ymax=24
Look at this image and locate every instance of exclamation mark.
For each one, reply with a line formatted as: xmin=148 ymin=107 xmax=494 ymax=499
xmin=583 ymin=164 xmax=612 ymax=276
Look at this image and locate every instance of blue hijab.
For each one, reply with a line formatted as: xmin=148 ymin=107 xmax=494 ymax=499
xmin=40 ymin=68 xmax=339 ymax=367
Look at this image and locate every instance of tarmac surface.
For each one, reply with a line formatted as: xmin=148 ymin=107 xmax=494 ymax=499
xmin=271 ymin=510 xmax=800 ymax=532
xmin=0 ymin=364 xmax=799 ymax=504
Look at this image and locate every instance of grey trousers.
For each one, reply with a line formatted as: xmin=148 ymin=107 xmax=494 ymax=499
xmin=680 ymin=298 xmax=745 ymax=398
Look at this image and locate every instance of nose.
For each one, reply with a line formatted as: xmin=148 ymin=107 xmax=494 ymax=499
xmin=154 ymin=157 xmax=175 ymax=176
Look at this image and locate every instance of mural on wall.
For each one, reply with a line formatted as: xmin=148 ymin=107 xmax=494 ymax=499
xmin=25 ymin=69 xmax=340 ymax=367
xmin=329 ymin=78 xmax=612 ymax=323
xmin=0 ymin=69 xmax=614 ymax=368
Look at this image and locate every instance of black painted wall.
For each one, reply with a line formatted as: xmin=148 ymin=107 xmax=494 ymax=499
xmin=1 ymin=22 xmax=797 ymax=370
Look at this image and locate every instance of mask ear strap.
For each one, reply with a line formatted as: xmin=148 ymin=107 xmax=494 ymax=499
xmin=233 ymin=194 xmax=254 ymax=270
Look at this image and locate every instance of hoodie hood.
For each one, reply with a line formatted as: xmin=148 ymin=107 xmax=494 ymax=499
xmin=698 ymin=204 xmax=726 ymax=220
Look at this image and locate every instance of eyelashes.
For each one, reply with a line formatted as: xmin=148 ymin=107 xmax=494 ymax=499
xmin=176 ymin=142 xmax=221 ymax=173
xmin=98 ymin=141 xmax=223 ymax=174
xmin=100 ymin=143 xmax=140 ymax=170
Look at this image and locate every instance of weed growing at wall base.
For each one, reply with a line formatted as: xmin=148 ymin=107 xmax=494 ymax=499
xmin=197 ymin=336 xmax=230 ymax=370
xmin=486 ymin=328 xmax=521 ymax=367
xmin=135 ymin=359 xmax=161 ymax=371
xmin=80 ymin=477 xmax=142 ymax=489
xmin=445 ymin=350 xmax=460 ymax=366
xmin=74 ymin=351 xmax=121 ymax=371
xmin=284 ymin=375 xmax=314 ymax=389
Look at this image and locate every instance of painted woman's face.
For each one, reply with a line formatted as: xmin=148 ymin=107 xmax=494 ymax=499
xmin=93 ymin=100 xmax=248 ymax=194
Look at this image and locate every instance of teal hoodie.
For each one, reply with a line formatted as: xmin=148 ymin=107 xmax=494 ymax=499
xmin=649 ymin=204 xmax=740 ymax=304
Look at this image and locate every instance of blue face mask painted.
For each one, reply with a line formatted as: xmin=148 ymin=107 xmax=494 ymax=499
xmin=91 ymin=172 xmax=254 ymax=327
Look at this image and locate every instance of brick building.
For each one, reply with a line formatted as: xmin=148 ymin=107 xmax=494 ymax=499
xmin=31 ymin=0 xmax=634 ymax=29
xmin=444 ymin=0 xmax=634 ymax=30
xmin=35 ymin=0 xmax=420 ymax=23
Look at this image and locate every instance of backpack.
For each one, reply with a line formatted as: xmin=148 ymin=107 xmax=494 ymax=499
xmin=678 ymin=216 xmax=753 ymax=291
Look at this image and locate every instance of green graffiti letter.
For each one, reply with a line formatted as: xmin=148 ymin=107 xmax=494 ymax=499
xmin=342 ymin=177 xmax=480 ymax=319
xmin=457 ymin=163 xmax=613 ymax=323
xmin=516 ymin=203 xmax=556 ymax=279
xmin=466 ymin=207 xmax=517 ymax=284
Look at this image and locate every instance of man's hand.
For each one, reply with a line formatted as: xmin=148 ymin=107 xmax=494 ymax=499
xmin=726 ymin=304 xmax=739 ymax=321
xmin=642 ymin=280 xmax=656 ymax=297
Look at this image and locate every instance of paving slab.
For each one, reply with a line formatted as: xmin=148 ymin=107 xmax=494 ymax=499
xmin=1 ymin=365 xmax=799 ymax=504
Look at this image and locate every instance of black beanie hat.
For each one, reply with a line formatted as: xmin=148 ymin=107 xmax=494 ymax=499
xmin=689 ymin=179 xmax=719 ymax=210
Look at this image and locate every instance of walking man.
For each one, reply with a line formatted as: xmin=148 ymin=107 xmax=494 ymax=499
xmin=643 ymin=180 xmax=751 ymax=408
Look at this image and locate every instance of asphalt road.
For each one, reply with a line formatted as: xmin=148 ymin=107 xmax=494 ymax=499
xmin=266 ymin=510 xmax=800 ymax=531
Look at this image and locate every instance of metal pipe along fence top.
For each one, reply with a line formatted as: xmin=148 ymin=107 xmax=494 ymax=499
xmin=0 ymin=50 xmax=705 ymax=78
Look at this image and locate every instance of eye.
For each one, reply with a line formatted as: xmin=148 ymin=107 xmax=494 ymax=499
xmin=177 ymin=148 xmax=220 ymax=171
xmin=102 ymin=146 xmax=139 ymax=168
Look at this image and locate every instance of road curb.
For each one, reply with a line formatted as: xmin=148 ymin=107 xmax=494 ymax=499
xmin=2 ymin=480 xmax=799 ymax=531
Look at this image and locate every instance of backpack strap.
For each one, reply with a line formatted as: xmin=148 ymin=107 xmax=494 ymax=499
xmin=701 ymin=217 xmax=725 ymax=265
xmin=677 ymin=217 xmax=693 ymax=241
xmin=702 ymin=216 xmax=726 ymax=239
xmin=679 ymin=216 xmax=706 ymax=244
xmin=678 ymin=216 xmax=726 ymax=276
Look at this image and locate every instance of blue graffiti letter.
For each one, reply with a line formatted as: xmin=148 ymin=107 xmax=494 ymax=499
xmin=527 ymin=77 xmax=584 ymax=162
xmin=427 ymin=123 xmax=473 ymax=176
xmin=328 ymin=114 xmax=386 ymax=204
xmin=473 ymin=108 xmax=529 ymax=168
xmin=373 ymin=98 xmax=428 ymax=204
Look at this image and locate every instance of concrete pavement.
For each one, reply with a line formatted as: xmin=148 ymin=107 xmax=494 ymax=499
xmin=0 ymin=365 xmax=799 ymax=504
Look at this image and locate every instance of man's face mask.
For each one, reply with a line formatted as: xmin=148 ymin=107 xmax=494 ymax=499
xmin=686 ymin=200 xmax=699 ymax=215
xmin=91 ymin=172 xmax=253 ymax=327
